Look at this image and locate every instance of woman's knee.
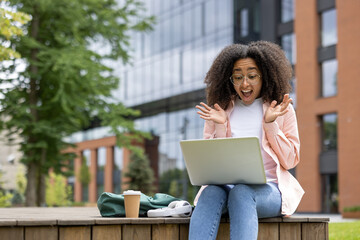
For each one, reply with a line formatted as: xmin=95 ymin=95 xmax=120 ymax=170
xmin=199 ymin=185 xmax=227 ymax=201
xmin=228 ymin=184 xmax=254 ymax=203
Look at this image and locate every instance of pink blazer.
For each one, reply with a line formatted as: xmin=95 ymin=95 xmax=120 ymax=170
xmin=193 ymin=99 xmax=304 ymax=216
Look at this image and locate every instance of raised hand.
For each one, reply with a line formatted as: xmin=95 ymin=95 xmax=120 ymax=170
xmin=265 ymin=94 xmax=293 ymax=123
xmin=196 ymin=102 xmax=227 ymax=124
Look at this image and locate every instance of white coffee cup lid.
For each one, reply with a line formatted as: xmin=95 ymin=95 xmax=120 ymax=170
xmin=123 ymin=190 xmax=141 ymax=195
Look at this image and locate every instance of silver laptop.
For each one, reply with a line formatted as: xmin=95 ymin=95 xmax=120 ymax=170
xmin=180 ymin=137 xmax=266 ymax=186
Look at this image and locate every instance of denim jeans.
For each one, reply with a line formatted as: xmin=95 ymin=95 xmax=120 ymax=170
xmin=189 ymin=183 xmax=282 ymax=240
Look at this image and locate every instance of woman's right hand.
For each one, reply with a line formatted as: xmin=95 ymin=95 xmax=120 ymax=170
xmin=196 ymin=102 xmax=227 ymax=124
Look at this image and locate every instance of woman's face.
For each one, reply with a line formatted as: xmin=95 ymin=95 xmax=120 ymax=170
xmin=231 ymin=58 xmax=262 ymax=105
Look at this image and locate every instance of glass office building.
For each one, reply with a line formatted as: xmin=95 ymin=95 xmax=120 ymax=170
xmin=69 ymin=0 xmax=298 ymax=201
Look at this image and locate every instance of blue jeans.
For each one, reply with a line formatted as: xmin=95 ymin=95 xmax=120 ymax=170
xmin=189 ymin=183 xmax=282 ymax=240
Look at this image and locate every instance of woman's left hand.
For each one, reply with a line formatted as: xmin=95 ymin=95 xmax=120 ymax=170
xmin=265 ymin=94 xmax=292 ymax=123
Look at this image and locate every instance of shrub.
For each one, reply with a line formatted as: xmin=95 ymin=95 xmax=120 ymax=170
xmin=0 ymin=191 xmax=13 ymax=207
xmin=343 ymin=205 xmax=360 ymax=212
xmin=45 ymin=172 xmax=72 ymax=207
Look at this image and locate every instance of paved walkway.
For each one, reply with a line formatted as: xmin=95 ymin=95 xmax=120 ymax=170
xmin=294 ymin=213 xmax=359 ymax=223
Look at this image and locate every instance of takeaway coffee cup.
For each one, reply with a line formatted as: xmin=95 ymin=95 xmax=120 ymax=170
xmin=123 ymin=190 xmax=141 ymax=218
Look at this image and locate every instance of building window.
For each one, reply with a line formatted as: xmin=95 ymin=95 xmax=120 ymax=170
xmin=240 ymin=8 xmax=249 ymax=37
xmin=320 ymin=113 xmax=338 ymax=213
xmin=281 ymin=0 xmax=295 ymax=23
xmin=321 ymin=59 xmax=337 ymax=98
xmin=281 ymin=33 xmax=296 ymax=65
xmin=321 ymin=9 xmax=337 ymax=47
xmin=234 ymin=1 xmax=260 ymax=43
xmin=321 ymin=113 xmax=337 ymax=151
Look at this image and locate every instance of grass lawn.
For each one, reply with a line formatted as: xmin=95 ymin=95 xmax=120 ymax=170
xmin=329 ymin=221 xmax=360 ymax=239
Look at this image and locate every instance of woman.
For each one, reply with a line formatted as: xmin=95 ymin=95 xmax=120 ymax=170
xmin=189 ymin=41 xmax=304 ymax=240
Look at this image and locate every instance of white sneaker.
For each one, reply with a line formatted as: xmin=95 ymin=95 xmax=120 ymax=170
xmin=147 ymin=201 xmax=192 ymax=218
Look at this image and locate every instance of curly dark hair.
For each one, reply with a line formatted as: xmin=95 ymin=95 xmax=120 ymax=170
xmin=204 ymin=41 xmax=293 ymax=110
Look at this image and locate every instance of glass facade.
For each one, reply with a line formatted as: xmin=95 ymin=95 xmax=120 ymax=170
xmin=114 ymin=0 xmax=233 ymax=107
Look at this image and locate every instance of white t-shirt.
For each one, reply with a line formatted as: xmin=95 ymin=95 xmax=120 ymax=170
xmin=229 ymin=97 xmax=277 ymax=182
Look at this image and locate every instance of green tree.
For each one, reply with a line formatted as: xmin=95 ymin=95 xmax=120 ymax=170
xmin=0 ymin=0 xmax=30 ymax=60
xmin=124 ymin=152 xmax=155 ymax=195
xmin=0 ymin=0 xmax=154 ymax=206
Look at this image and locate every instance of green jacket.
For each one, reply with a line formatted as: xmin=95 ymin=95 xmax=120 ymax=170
xmin=97 ymin=192 xmax=181 ymax=217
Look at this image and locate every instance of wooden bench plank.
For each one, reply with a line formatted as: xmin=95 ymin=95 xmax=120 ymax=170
xmin=0 ymin=227 xmax=24 ymax=240
xmin=130 ymin=218 xmax=165 ymax=224
xmin=122 ymin=225 xmax=151 ymax=240
xmin=279 ymin=223 xmax=301 ymax=240
xmin=18 ymin=219 xmax=57 ymax=226
xmin=93 ymin=225 xmax=121 ymax=240
xmin=179 ymin=224 xmax=189 ymax=240
xmin=152 ymin=224 xmax=179 ymax=240
xmin=259 ymin=217 xmax=283 ymax=223
xmin=164 ymin=218 xmax=190 ymax=224
xmin=0 ymin=220 xmax=17 ymax=226
xmin=58 ymin=219 xmax=95 ymax=226
xmin=258 ymin=223 xmax=279 ymax=240
xmin=95 ymin=218 xmax=131 ymax=225
xmin=25 ymin=226 xmax=58 ymax=240
xmin=59 ymin=226 xmax=91 ymax=240
xmin=302 ymin=222 xmax=328 ymax=240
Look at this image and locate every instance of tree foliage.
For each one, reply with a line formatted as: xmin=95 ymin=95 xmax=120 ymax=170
xmin=124 ymin=152 xmax=155 ymax=195
xmin=0 ymin=0 xmax=31 ymax=60
xmin=0 ymin=0 xmax=155 ymax=206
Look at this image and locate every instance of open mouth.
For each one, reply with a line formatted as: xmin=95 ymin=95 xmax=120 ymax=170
xmin=241 ymin=90 xmax=253 ymax=98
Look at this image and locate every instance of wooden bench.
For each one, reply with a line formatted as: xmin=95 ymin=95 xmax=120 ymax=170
xmin=0 ymin=216 xmax=329 ymax=240
xmin=0 ymin=207 xmax=329 ymax=239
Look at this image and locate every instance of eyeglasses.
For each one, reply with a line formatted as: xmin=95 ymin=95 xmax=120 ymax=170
xmin=229 ymin=73 xmax=261 ymax=86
